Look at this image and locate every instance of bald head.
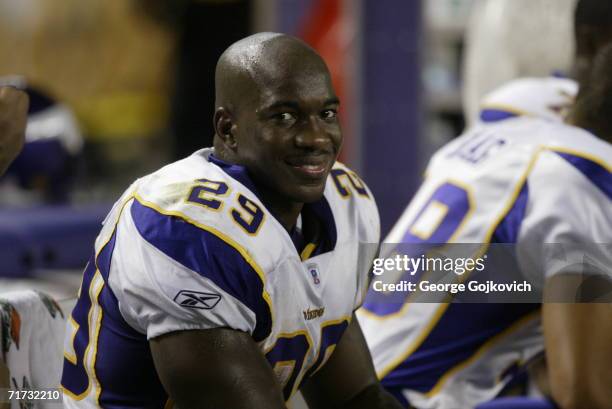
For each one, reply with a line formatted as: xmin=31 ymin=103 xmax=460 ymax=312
xmin=211 ymin=33 xmax=342 ymax=210
xmin=214 ymin=33 xmax=330 ymax=111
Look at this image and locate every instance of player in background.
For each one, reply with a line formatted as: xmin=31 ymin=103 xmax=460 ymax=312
xmin=0 ymin=86 xmax=28 ymax=176
xmin=471 ymin=0 xmax=612 ymax=128
xmin=463 ymin=0 xmax=577 ymax=126
xmin=358 ymin=1 xmax=612 ymax=408
xmin=61 ymin=33 xmax=402 ymax=409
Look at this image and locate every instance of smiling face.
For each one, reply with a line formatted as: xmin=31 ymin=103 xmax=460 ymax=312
xmin=214 ymin=34 xmax=342 ymax=205
xmin=236 ymin=68 xmax=341 ymax=204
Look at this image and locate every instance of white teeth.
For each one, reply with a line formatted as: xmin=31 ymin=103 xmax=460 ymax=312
xmin=300 ymin=164 xmax=324 ymax=172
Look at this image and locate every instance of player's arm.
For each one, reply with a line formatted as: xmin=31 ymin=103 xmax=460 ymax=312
xmin=0 ymin=86 xmax=28 ymax=175
xmin=300 ymin=315 xmax=403 ymax=409
xmin=150 ymin=328 xmax=287 ymax=409
xmin=542 ymin=275 xmax=612 ymax=409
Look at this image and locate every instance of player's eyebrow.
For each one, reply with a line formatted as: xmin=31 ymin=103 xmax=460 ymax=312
xmin=261 ymin=100 xmax=300 ymax=112
xmin=260 ymin=97 xmax=340 ymax=112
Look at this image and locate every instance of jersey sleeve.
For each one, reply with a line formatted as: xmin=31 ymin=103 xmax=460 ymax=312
xmin=107 ymin=198 xmax=272 ymax=340
xmin=517 ymin=150 xmax=612 ymax=282
xmin=351 ymin=170 xmax=381 ymax=310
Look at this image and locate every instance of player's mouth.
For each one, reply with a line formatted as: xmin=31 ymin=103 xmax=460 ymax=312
xmin=285 ymin=154 xmax=332 ymax=179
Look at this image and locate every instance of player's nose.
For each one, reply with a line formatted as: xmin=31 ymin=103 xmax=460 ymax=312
xmin=295 ymin=115 xmax=334 ymax=151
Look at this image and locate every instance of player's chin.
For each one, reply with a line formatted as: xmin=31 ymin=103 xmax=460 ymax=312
xmin=288 ymin=181 xmax=327 ymax=203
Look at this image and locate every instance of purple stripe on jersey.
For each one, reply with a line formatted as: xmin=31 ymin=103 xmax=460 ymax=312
xmin=480 ymin=109 xmax=519 ymax=123
xmin=402 ymin=182 xmax=471 ymax=244
xmin=475 ymin=397 xmax=558 ymax=409
xmin=208 ymin=154 xmax=260 ymax=197
xmin=96 ymin=284 xmax=168 ymax=408
xmin=362 ymin=182 xmax=471 ymax=316
xmin=130 ymin=198 xmax=272 ymax=341
xmin=95 ymin=228 xmax=168 ymax=408
xmin=380 ymin=303 xmax=540 ymax=393
xmin=492 ymin=183 xmax=529 ymax=244
xmin=62 ymin=230 xmax=121 ymax=400
xmin=96 ymin=229 xmax=117 ymax=281
xmin=61 ymin=256 xmax=97 ymax=395
xmin=555 ymin=152 xmax=612 ymax=200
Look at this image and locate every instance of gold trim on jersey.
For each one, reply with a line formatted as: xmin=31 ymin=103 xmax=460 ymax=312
xmin=63 ymin=316 xmax=79 ymax=365
xmin=62 ymin=196 xmax=134 ymax=402
xmin=424 ymin=310 xmax=540 ymax=398
xmin=359 ymin=178 xmax=476 ymax=323
xmin=229 ymin=193 xmax=266 ymax=236
xmin=184 ymin=179 xmax=230 ymax=213
xmin=304 ymin=316 xmax=352 ymax=377
xmin=546 ymin=146 xmax=612 ymax=172
xmin=372 ymin=149 xmax=544 ymax=379
xmin=479 ymin=103 xmax=534 ymax=118
xmin=376 ymin=303 xmax=450 ymax=379
xmin=264 ymin=329 xmax=314 ymax=400
xmin=133 ymin=193 xmax=275 ymax=333
xmin=300 ymin=243 xmax=318 ymax=261
xmin=61 ymin=270 xmax=105 ymax=402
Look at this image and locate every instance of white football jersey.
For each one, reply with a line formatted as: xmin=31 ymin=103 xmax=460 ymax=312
xmin=61 ymin=148 xmax=380 ymax=408
xmin=358 ymin=117 xmax=612 ymax=409
xmin=477 ymin=76 xmax=578 ymax=124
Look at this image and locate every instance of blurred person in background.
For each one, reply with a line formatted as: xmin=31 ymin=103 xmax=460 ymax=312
xmin=0 ymin=86 xmax=28 ymax=176
xmin=0 ymin=78 xmax=83 ymax=205
xmin=463 ymin=0 xmax=577 ymax=126
xmin=0 ymin=0 xmax=176 ymax=198
xmin=358 ymin=0 xmax=612 ymax=408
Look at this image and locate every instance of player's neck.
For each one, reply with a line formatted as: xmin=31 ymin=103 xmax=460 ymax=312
xmin=258 ymin=188 xmax=304 ymax=231
xmin=566 ymin=108 xmax=612 ymax=144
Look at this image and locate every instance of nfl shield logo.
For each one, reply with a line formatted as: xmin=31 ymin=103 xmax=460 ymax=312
xmin=307 ymin=264 xmax=321 ymax=286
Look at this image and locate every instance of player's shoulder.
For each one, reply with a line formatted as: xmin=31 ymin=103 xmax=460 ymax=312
xmin=425 ymin=117 xmax=610 ymax=197
xmin=107 ymin=151 xmax=273 ymax=331
xmin=328 ymin=161 xmax=374 ymax=200
xmin=129 ymin=148 xmax=267 ymax=233
xmin=109 ymin=148 xmax=274 ymax=267
xmin=134 ymin=148 xmax=237 ymax=206
xmin=479 ymin=76 xmax=578 ymax=123
xmin=327 ymin=161 xmax=380 ymax=241
xmin=533 ymin=124 xmax=612 ymax=195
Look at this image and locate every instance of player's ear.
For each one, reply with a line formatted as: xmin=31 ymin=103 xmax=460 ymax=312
xmin=213 ymin=107 xmax=237 ymax=150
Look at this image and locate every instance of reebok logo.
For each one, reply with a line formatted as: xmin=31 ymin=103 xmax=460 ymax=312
xmin=174 ymin=290 xmax=222 ymax=310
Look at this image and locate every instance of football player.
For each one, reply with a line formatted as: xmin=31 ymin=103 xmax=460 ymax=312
xmin=0 ymin=86 xmax=28 ymax=176
xmin=472 ymin=0 xmax=612 ymax=128
xmin=0 ymin=81 xmax=83 ymax=204
xmin=61 ymin=33 xmax=402 ymax=409
xmin=358 ymin=1 xmax=612 ymax=408
xmin=463 ymin=0 xmax=577 ymax=126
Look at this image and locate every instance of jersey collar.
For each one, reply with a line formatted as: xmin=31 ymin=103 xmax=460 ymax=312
xmin=208 ymin=153 xmax=338 ymax=257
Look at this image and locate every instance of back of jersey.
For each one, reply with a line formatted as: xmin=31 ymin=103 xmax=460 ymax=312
xmin=357 ymin=116 xmax=612 ymax=408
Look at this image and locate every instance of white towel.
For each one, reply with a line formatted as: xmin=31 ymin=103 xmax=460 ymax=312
xmin=0 ymin=291 xmax=68 ymax=409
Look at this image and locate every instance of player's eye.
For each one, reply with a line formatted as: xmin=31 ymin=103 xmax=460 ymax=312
xmin=280 ymin=112 xmax=296 ymax=121
xmin=321 ymin=109 xmax=337 ymax=121
xmin=273 ymin=112 xmax=297 ymax=126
